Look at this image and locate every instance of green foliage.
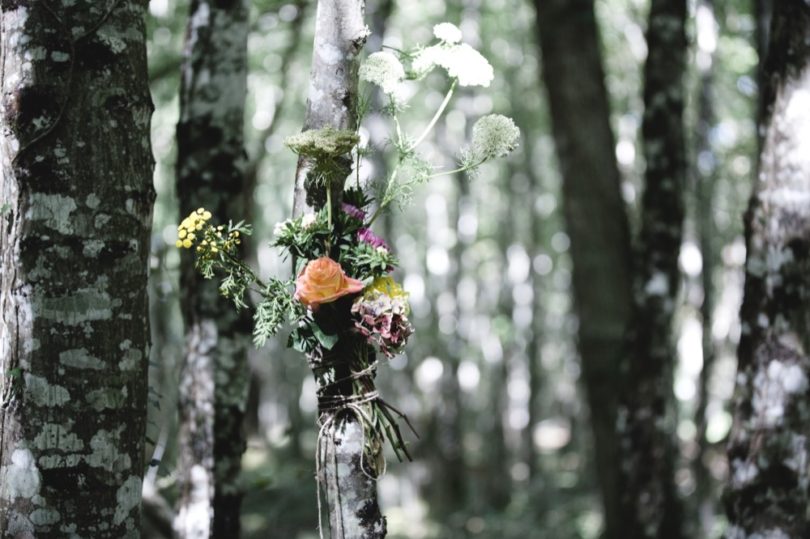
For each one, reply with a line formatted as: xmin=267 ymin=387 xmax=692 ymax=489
xmin=219 ymin=268 xmax=251 ymax=310
xmin=253 ymin=279 xmax=303 ymax=347
xmin=272 ymin=211 xmax=332 ymax=262
xmin=380 ymin=153 xmax=433 ymax=208
xmin=339 ymin=241 xmax=398 ymax=281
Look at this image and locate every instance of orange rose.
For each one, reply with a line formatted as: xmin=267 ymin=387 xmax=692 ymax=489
xmin=294 ymin=257 xmax=364 ymax=310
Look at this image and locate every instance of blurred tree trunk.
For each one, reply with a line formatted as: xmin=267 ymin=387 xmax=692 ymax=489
xmin=0 ymin=2 xmax=154 ymax=536
xmin=532 ymin=2 xmax=634 ymax=536
xmin=615 ymin=0 xmax=688 ymax=537
xmin=242 ymin=0 xmax=308 ymax=458
xmin=755 ymin=0 xmax=773 ymax=118
xmin=486 ymin=169 xmax=518 ymax=511
xmin=724 ymin=3 xmax=810 ymax=536
xmin=292 ymin=2 xmax=384 ymax=537
xmin=244 ymin=0 xmax=308 ymax=200
xmin=692 ymin=0 xmax=720 ymax=532
xmin=173 ymin=0 xmax=252 ymax=537
xmin=523 ymin=146 xmax=545 ymax=483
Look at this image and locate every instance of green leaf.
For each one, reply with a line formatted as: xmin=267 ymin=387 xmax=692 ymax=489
xmin=312 ymin=324 xmax=339 ymax=350
xmin=288 ymin=327 xmax=310 ymax=354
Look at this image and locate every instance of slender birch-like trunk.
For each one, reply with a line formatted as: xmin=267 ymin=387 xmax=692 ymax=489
xmin=0 ymin=2 xmax=154 ymax=536
xmin=292 ymin=2 xmax=384 ymax=537
xmin=615 ymin=0 xmax=688 ymax=537
xmin=173 ymin=1 xmax=252 ymax=537
xmin=532 ymin=2 xmax=634 ymax=536
xmin=725 ymin=3 xmax=810 ymax=536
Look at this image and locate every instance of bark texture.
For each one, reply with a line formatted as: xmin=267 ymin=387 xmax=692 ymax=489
xmin=616 ymin=0 xmax=688 ymax=537
xmin=293 ymin=0 xmax=369 ymax=217
xmin=724 ymin=3 xmax=810 ymax=537
xmin=173 ymin=0 xmax=252 ymax=537
xmin=532 ymin=2 xmax=633 ymax=536
xmin=291 ymin=1 xmax=382 ymax=538
xmin=0 ymin=1 xmax=155 ymax=536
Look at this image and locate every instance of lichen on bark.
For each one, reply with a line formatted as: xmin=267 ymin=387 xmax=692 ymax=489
xmin=0 ymin=0 xmax=155 ymax=536
xmin=724 ymin=3 xmax=810 ymax=537
xmin=173 ymin=0 xmax=252 ymax=537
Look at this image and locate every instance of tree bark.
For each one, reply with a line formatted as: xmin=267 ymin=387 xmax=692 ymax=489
xmin=532 ymin=2 xmax=634 ymax=536
xmin=0 ymin=1 xmax=155 ymax=536
xmin=173 ymin=0 xmax=252 ymax=537
xmin=724 ymin=3 xmax=810 ymax=537
xmin=291 ymin=2 xmax=383 ymax=538
xmin=615 ymin=0 xmax=688 ymax=537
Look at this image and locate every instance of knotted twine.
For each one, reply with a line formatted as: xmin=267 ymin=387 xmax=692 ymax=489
xmin=311 ymin=342 xmax=382 ymax=539
xmin=309 ymin=339 xmax=417 ymax=539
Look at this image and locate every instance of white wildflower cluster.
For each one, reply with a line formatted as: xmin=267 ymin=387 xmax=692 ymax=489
xmin=471 ymin=114 xmax=521 ymax=160
xmin=359 ymin=51 xmax=405 ymax=96
xmin=411 ymin=23 xmax=494 ymax=87
xmin=433 ymin=22 xmax=462 ymax=44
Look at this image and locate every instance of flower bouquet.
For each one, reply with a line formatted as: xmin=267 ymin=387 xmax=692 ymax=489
xmin=177 ymin=22 xmax=520 ymax=474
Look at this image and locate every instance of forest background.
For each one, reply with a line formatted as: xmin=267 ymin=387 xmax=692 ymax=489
xmin=148 ymin=0 xmax=754 ymax=537
xmin=1 ymin=0 xmax=788 ymax=537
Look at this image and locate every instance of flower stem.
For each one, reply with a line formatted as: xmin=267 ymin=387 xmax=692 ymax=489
xmin=326 ymin=182 xmax=333 ymax=252
xmin=407 ymin=79 xmax=457 ymax=152
xmin=427 ymin=159 xmax=486 ymax=180
xmin=367 ymin=166 xmax=399 ymax=226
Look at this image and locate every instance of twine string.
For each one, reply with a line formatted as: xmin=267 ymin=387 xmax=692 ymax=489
xmin=310 ymin=340 xmax=415 ymax=539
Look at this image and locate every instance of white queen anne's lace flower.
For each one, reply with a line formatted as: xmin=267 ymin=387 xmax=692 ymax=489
xmin=471 ymin=114 xmax=521 ymax=160
xmin=433 ymin=22 xmax=462 ymax=43
xmin=412 ymin=43 xmax=494 ymax=87
xmin=411 ymin=45 xmax=443 ymax=79
xmin=441 ymin=43 xmax=494 ymax=87
xmin=359 ymin=51 xmax=405 ymax=95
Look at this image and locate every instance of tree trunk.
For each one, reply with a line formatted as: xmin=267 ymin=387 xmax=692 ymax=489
xmin=615 ymin=0 xmax=688 ymax=537
xmin=692 ymin=0 xmax=720 ymax=532
xmin=532 ymin=2 xmax=634 ymax=536
xmin=754 ymin=0 xmax=773 ymax=137
xmin=291 ymin=2 xmax=384 ymax=537
xmin=724 ymin=3 xmax=810 ymax=536
xmin=173 ymin=1 xmax=252 ymax=537
xmin=0 ymin=2 xmax=154 ymax=536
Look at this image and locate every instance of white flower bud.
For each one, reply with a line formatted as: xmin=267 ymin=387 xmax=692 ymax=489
xmin=471 ymin=114 xmax=521 ymax=160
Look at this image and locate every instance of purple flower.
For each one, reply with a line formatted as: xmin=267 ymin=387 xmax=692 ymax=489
xmin=341 ymin=203 xmax=366 ymax=221
xmin=358 ymin=228 xmax=389 ymax=250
